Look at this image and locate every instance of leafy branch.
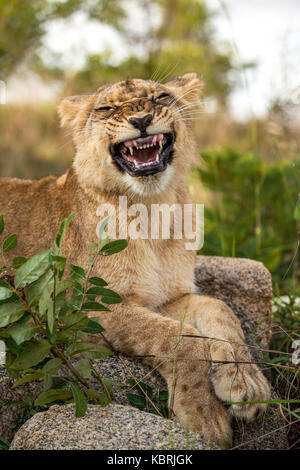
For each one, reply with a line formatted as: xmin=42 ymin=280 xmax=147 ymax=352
xmin=0 ymin=213 xmax=127 ymax=417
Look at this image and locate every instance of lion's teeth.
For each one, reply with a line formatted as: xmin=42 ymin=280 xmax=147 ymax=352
xmin=159 ymin=141 xmax=163 ymax=151
xmin=129 ymin=147 xmax=133 ymax=155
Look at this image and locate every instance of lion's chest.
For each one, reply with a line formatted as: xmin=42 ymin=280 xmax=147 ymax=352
xmin=91 ymin=239 xmax=195 ymax=310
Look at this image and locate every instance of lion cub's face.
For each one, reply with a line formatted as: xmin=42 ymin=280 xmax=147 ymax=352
xmin=59 ymin=73 xmax=202 ymax=196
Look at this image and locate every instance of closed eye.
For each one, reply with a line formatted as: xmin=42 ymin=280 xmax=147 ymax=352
xmin=94 ymin=106 xmax=115 ymax=112
xmin=156 ymin=93 xmax=171 ymax=101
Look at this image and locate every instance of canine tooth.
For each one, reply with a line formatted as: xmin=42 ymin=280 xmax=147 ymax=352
xmin=129 ymin=147 xmax=133 ymax=155
xmin=159 ymin=141 xmax=163 ymax=151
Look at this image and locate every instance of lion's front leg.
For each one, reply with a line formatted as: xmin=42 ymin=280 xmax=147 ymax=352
xmin=161 ymin=294 xmax=271 ymax=422
xmin=91 ymin=303 xmax=232 ymax=449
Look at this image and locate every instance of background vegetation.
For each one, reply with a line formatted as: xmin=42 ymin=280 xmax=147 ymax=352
xmin=0 ymin=0 xmax=299 ymax=449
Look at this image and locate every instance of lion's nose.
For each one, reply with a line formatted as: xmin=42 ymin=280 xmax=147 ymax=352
xmin=129 ymin=114 xmax=153 ymax=132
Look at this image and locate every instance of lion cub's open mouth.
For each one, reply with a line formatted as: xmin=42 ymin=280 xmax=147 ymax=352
xmin=111 ymin=132 xmax=175 ymax=177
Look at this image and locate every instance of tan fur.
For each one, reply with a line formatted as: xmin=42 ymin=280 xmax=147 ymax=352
xmin=0 ymin=74 xmax=270 ymax=448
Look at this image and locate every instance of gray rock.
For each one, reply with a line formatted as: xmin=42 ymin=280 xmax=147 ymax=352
xmin=195 ymin=256 xmax=273 ymax=349
xmin=0 ymin=375 xmax=24 ymax=441
xmin=9 ymin=403 xmax=217 ymax=450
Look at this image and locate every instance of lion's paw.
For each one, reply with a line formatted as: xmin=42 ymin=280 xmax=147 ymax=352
xmin=209 ymin=362 xmax=271 ymax=421
xmin=172 ymin=381 xmax=233 ymax=449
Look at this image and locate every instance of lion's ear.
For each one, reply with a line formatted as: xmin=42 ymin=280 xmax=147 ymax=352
xmin=164 ymin=73 xmax=204 ymax=103
xmin=58 ymin=94 xmax=93 ymax=128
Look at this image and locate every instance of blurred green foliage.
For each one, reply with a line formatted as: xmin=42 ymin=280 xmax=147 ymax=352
xmin=0 ymin=0 xmax=234 ymax=101
xmin=0 ymin=0 xmax=127 ymax=80
xmin=66 ymin=0 xmax=233 ymax=100
xmin=194 ymin=148 xmax=300 ymax=292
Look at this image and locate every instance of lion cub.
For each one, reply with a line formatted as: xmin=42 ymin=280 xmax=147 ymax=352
xmin=0 ymin=73 xmax=270 ymax=448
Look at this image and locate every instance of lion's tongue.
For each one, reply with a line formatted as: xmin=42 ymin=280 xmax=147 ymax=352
xmin=131 ymin=146 xmax=158 ymax=163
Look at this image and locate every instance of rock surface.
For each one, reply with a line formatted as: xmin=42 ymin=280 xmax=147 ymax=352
xmin=9 ymin=403 xmax=217 ymax=450
xmin=3 ymin=256 xmax=288 ymax=450
xmin=0 ymin=375 xmax=26 ymax=441
xmin=195 ymin=256 xmax=273 ymax=349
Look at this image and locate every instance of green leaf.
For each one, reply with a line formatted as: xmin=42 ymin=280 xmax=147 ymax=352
xmin=38 ymin=284 xmax=53 ymax=318
xmin=0 ymin=215 xmax=4 ymax=236
xmin=2 ymin=234 xmax=17 ymax=253
xmin=127 ymin=393 xmax=147 ymax=410
xmin=81 ymin=301 xmax=110 ymax=311
xmin=88 ymin=242 xmax=98 ymax=266
xmin=86 ymin=287 xmax=122 ymax=304
xmin=86 ymin=389 xmax=110 ymax=406
xmin=97 ymin=216 xmax=110 ymax=240
xmin=73 ymin=358 xmax=92 ymax=379
xmin=70 ymin=264 xmax=86 ymax=283
xmin=55 ymin=212 xmax=76 ymax=252
xmin=70 ymin=382 xmax=87 ymax=418
xmin=64 ymin=311 xmax=87 ymax=327
xmin=13 ymin=371 xmax=44 ymax=387
xmin=55 ymin=280 xmax=74 ymax=296
xmin=158 ymin=391 xmax=169 ymax=401
xmin=26 ymin=270 xmax=53 ymax=306
xmin=51 ymin=255 xmax=67 ymax=277
xmin=42 ymin=358 xmax=62 ymax=374
xmin=34 ymin=389 xmax=72 ymax=406
xmin=99 ymin=239 xmax=128 ymax=255
xmin=88 ymin=277 xmax=108 ymax=287
xmin=294 ymin=203 xmax=300 ymax=220
xmin=98 ymin=236 xmax=110 ymax=251
xmin=14 ymin=250 xmax=50 ymax=289
xmin=56 ymin=316 xmax=89 ymax=342
xmin=43 ymin=372 xmax=53 ymax=392
xmin=0 ymin=278 xmax=10 ymax=288
xmin=66 ymin=341 xmax=100 ymax=357
xmin=0 ymin=436 xmax=10 ymax=450
xmin=0 ymin=303 xmax=25 ymax=328
xmin=47 ymin=307 xmax=55 ymax=337
xmin=127 ymin=379 xmax=153 ymax=397
xmin=6 ymin=319 xmax=37 ymax=345
xmin=12 ymin=257 xmax=27 ymax=269
xmin=0 ymin=286 xmax=12 ymax=301
xmin=12 ymin=340 xmax=51 ymax=370
xmin=83 ymin=344 xmax=113 ymax=360
xmin=67 ymin=294 xmax=83 ymax=310
xmin=82 ymin=319 xmax=104 ymax=334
